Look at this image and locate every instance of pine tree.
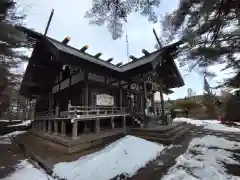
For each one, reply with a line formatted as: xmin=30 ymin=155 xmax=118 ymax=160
xmin=162 ymin=0 xmax=240 ymax=77
xmin=0 ymin=0 xmax=28 ymax=114
xmin=85 ymin=0 xmax=160 ymax=39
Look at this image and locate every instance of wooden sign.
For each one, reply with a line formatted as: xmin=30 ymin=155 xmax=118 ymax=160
xmin=96 ymin=94 xmax=114 ymax=106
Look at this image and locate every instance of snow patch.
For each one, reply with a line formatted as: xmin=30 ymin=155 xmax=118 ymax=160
xmin=174 ymin=117 xmax=240 ymax=132
xmin=4 ymin=159 xmax=52 ymax=180
xmin=53 ymin=135 xmax=165 ymax=180
xmin=162 ymin=135 xmax=240 ymax=180
xmin=7 ymin=120 xmax=32 ymax=127
xmin=3 ymin=131 xmax=27 ymax=137
xmin=0 ymin=131 xmax=26 ymax=144
xmin=0 ymin=120 xmax=10 ymax=122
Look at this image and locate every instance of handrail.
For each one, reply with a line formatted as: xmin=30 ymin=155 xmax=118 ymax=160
xmin=35 ymin=106 xmax=127 ymax=119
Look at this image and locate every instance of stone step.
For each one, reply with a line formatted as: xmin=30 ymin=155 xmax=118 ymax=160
xmin=129 ymin=126 xmax=192 ymax=145
xmin=128 ymin=123 xmax=188 ymax=138
xmin=129 ymin=122 xmax=187 ymax=134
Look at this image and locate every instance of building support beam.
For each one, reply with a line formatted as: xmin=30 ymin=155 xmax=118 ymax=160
xmin=122 ymin=116 xmax=126 ymax=131
xmin=95 ymin=119 xmax=100 ymax=134
xmin=119 ymin=89 xmax=123 ymax=108
xmin=54 ymin=120 xmax=58 ymax=134
xmin=37 ymin=120 xmax=40 ymax=130
xmin=61 ymin=120 xmax=66 ymax=136
xmin=72 ymin=121 xmax=78 ymax=139
xmin=111 ymin=117 xmax=115 ymax=129
xmin=43 ymin=120 xmax=47 ymax=132
xmin=48 ymin=120 xmax=52 ymax=133
xmin=151 ymin=93 xmax=156 ymax=115
xmin=32 ymin=121 xmax=36 ymax=129
xmin=55 ymin=104 xmax=59 ymax=117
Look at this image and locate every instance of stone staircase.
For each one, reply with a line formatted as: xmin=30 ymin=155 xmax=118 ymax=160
xmin=128 ymin=122 xmax=193 ymax=145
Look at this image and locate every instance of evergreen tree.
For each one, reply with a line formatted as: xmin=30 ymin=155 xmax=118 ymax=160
xmin=0 ymin=0 xmax=28 ymax=114
xmin=85 ymin=0 xmax=160 ymax=39
xmin=162 ymin=0 xmax=240 ymax=76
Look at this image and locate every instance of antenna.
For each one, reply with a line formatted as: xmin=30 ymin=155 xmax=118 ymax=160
xmin=44 ymin=9 xmax=54 ymax=36
xmin=126 ymin=33 xmax=130 ymax=62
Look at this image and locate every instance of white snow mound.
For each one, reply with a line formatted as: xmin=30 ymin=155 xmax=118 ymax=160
xmin=53 ymin=135 xmax=165 ymax=180
xmin=174 ymin=117 xmax=240 ymax=132
xmin=0 ymin=131 xmax=26 ymax=144
xmin=3 ymin=160 xmax=51 ymax=180
xmin=162 ymin=135 xmax=240 ymax=180
xmin=7 ymin=120 xmax=32 ymax=127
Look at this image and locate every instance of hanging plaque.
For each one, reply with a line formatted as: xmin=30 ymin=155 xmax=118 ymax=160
xmin=96 ymin=94 xmax=114 ymax=106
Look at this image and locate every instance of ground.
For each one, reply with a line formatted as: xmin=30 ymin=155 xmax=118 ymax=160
xmin=0 ymin=118 xmax=240 ymax=180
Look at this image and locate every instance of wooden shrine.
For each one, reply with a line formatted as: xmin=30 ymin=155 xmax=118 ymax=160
xmin=18 ymin=26 xmax=184 ymax=153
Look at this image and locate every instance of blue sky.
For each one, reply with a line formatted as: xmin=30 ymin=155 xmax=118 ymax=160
xmin=18 ymin=0 xmax=231 ymax=100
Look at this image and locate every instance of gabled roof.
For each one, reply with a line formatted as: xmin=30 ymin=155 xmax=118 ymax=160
xmin=18 ymin=26 xmax=184 ymax=97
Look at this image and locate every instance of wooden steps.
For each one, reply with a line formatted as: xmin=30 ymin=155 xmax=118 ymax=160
xmin=128 ymin=123 xmax=193 ymax=145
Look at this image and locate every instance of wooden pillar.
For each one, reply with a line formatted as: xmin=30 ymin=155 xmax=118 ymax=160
xmin=95 ymin=119 xmax=100 ymax=134
xmin=37 ymin=121 xmax=40 ymax=130
xmin=122 ymin=116 xmax=126 ymax=130
xmin=61 ymin=120 xmax=66 ymax=136
xmin=32 ymin=121 xmax=36 ymax=129
xmin=43 ymin=120 xmax=47 ymax=132
xmin=119 ymin=89 xmax=123 ymax=108
xmin=40 ymin=121 xmax=43 ymax=131
xmin=85 ymin=81 xmax=89 ymax=115
xmin=151 ymin=93 xmax=156 ymax=115
xmin=72 ymin=121 xmax=78 ymax=139
xmin=55 ymin=104 xmax=59 ymax=117
xmin=48 ymin=120 xmax=52 ymax=133
xmin=111 ymin=117 xmax=115 ymax=129
xmin=54 ymin=120 xmax=58 ymax=134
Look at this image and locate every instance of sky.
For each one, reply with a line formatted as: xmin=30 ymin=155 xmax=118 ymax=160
xmin=18 ymin=0 xmax=232 ymax=100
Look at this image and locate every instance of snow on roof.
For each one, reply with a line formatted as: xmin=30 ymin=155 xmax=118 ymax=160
xmin=174 ymin=117 xmax=240 ymax=132
xmin=53 ymin=135 xmax=165 ymax=180
xmin=162 ymin=135 xmax=240 ymax=180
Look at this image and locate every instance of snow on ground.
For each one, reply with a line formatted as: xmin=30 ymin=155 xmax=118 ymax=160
xmin=162 ymin=135 xmax=240 ymax=180
xmin=174 ymin=117 xmax=240 ymax=132
xmin=2 ymin=159 xmax=52 ymax=180
xmin=53 ymin=135 xmax=165 ymax=180
xmin=0 ymin=131 xmax=26 ymax=144
xmin=0 ymin=120 xmax=10 ymax=122
xmin=7 ymin=120 xmax=32 ymax=127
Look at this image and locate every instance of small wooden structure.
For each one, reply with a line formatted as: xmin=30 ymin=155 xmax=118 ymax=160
xmin=18 ymin=27 xmax=184 ymax=152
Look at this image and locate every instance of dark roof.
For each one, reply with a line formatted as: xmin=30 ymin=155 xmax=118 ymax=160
xmin=18 ymin=26 xmax=184 ymax=97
